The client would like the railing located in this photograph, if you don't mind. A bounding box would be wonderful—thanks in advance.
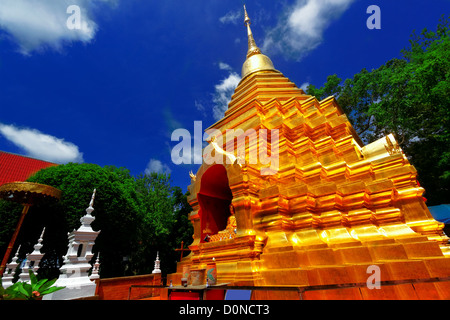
[127,275,450,300]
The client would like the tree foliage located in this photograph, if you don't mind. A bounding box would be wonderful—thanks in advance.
[0,163,192,279]
[130,173,193,276]
[306,15,450,205]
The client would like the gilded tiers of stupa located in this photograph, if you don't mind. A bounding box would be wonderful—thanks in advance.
[168,6,450,299]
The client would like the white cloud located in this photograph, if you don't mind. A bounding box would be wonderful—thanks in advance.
[0,0,117,55]
[212,71,241,121]
[219,9,242,24]
[262,0,355,60]
[300,82,310,92]
[0,123,84,163]
[145,158,172,175]
[218,62,233,71]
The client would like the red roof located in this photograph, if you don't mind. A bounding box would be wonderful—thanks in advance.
[0,151,58,186]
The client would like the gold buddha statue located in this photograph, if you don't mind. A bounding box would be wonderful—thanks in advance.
[208,204,237,242]
[221,204,237,234]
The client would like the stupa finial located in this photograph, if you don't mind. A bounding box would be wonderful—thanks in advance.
[89,188,96,208]
[81,189,97,227]
[243,4,250,26]
[240,5,276,79]
[243,5,261,58]
[86,188,96,216]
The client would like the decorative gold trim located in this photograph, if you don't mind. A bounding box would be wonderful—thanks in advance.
[0,182,61,204]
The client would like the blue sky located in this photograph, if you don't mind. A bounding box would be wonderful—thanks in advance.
[0,0,449,192]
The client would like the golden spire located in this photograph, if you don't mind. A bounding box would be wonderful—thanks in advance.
[241,5,276,79]
[243,5,261,58]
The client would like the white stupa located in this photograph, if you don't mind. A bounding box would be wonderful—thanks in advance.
[1,245,21,288]
[152,252,161,274]
[44,189,101,300]
[19,227,46,283]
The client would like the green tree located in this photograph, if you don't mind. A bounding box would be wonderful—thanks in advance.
[26,163,142,279]
[167,187,193,270]
[306,74,342,100]
[0,163,194,280]
[130,173,192,276]
[307,15,450,205]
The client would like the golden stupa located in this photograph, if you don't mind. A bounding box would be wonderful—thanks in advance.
[168,6,450,299]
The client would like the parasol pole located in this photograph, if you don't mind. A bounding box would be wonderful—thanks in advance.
[0,204,31,277]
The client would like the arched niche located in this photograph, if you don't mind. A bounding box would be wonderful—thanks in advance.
[197,164,233,242]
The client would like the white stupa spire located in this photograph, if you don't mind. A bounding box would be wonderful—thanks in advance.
[29,227,46,274]
[44,188,101,300]
[80,189,96,231]
[152,251,161,274]
[89,253,101,281]
[19,227,46,283]
[1,245,21,288]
